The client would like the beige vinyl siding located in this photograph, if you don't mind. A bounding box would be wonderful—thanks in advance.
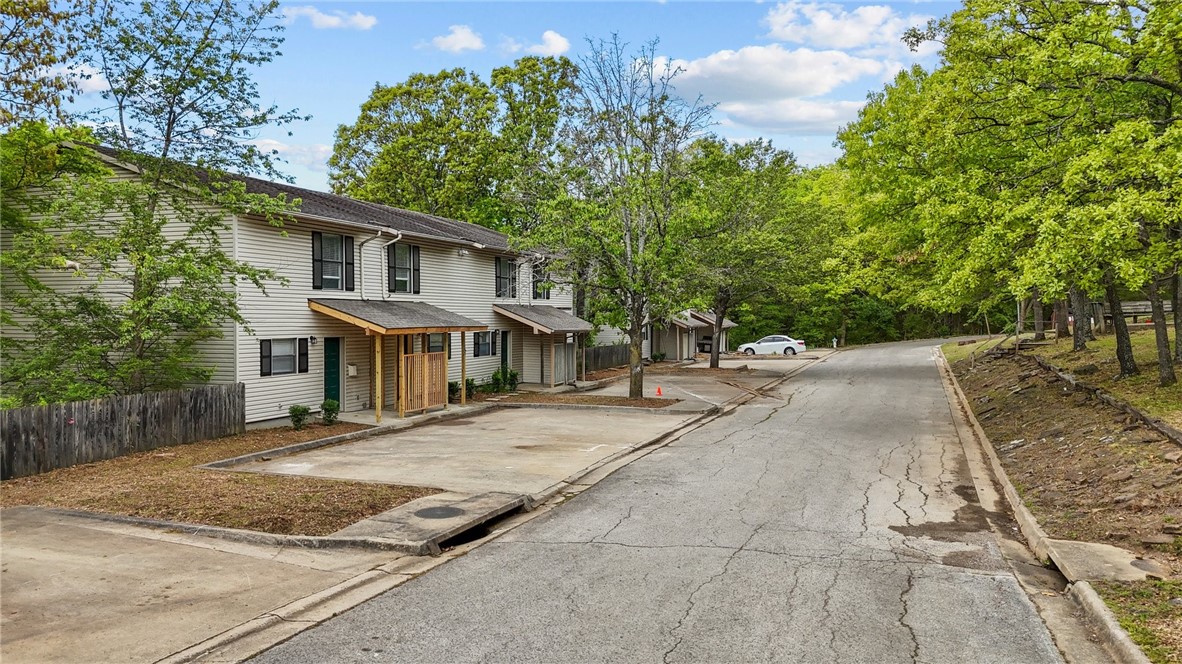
[2,165,238,387]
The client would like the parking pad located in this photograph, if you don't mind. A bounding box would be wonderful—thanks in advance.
[240,408,695,495]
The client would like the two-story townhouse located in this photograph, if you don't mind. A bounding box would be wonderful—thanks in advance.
[10,146,593,425]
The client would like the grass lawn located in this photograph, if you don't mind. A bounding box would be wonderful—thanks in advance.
[1027,328,1182,429]
[940,337,1000,364]
[0,422,441,536]
[1093,580,1182,664]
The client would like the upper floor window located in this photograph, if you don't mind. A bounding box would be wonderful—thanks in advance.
[312,232,354,291]
[495,257,517,298]
[532,263,550,300]
[260,338,309,376]
[388,243,421,294]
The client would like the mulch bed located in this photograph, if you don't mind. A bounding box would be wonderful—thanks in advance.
[0,422,441,536]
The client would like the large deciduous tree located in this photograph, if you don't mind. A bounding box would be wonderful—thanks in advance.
[1,0,304,404]
[527,36,713,398]
[328,56,577,233]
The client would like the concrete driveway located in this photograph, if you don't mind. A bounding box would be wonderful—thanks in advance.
[242,407,696,495]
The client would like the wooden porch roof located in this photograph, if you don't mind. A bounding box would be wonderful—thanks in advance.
[309,298,488,335]
[493,304,593,335]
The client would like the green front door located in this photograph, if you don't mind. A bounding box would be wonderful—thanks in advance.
[324,337,341,402]
[500,330,510,371]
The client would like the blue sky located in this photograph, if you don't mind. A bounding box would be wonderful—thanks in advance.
[113,1,961,190]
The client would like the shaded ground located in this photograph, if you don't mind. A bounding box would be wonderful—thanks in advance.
[0,422,439,535]
[1028,329,1182,429]
[949,348,1181,662]
[489,393,679,408]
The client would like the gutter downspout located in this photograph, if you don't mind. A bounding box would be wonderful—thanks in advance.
[357,228,389,300]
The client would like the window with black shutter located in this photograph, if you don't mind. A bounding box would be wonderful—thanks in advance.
[260,338,311,376]
[388,244,421,294]
[495,257,517,298]
[473,331,495,357]
[313,232,352,291]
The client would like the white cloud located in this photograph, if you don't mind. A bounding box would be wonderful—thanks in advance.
[525,30,570,56]
[282,5,377,30]
[764,1,930,55]
[431,25,485,53]
[717,98,865,135]
[49,63,108,94]
[501,37,523,54]
[660,45,884,102]
[252,139,332,172]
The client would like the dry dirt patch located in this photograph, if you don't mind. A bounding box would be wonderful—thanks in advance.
[0,422,440,536]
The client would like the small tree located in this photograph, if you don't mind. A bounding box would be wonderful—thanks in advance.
[1,0,304,404]
[527,36,713,398]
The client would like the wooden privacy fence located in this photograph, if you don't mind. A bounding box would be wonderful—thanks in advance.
[1,383,246,480]
[582,343,631,373]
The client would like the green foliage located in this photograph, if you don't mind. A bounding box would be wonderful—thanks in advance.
[839,0,1181,383]
[650,351,666,362]
[489,367,520,393]
[329,56,576,233]
[288,404,311,431]
[0,0,87,125]
[0,0,301,406]
[319,399,339,425]
[465,378,477,398]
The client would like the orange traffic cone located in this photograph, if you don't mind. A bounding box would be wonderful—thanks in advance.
[656,386,663,396]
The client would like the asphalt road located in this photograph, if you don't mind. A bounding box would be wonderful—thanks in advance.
[256,341,1063,663]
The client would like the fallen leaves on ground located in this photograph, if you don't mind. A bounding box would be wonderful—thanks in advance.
[0,422,441,536]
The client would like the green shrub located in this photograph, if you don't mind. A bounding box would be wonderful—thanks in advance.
[651,351,667,362]
[490,367,520,393]
[465,378,477,398]
[448,380,461,402]
[320,399,340,425]
[288,404,311,430]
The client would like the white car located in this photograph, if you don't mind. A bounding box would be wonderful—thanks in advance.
[738,335,807,356]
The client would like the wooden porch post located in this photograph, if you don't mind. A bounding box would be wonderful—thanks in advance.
[373,333,383,424]
[582,334,587,382]
[420,333,428,412]
[397,334,405,418]
[460,332,467,406]
[444,333,450,409]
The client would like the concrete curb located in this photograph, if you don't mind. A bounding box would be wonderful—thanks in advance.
[491,401,702,416]
[201,404,496,470]
[1067,581,1153,664]
[1028,354,1182,447]
[937,349,1152,664]
[36,507,440,556]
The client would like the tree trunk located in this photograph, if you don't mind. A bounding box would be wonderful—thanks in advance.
[1053,300,1070,338]
[1106,279,1138,377]
[709,316,724,369]
[1016,297,1025,336]
[628,321,645,399]
[1147,277,1177,387]
[839,314,848,347]
[1031,289,1045,341]
[1069,286,1089,351]
[1173,271,1181,364]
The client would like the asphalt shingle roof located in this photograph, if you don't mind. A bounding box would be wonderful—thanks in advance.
[309,299,487,333]
[86,144,511,251]
[493,304,593,334]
